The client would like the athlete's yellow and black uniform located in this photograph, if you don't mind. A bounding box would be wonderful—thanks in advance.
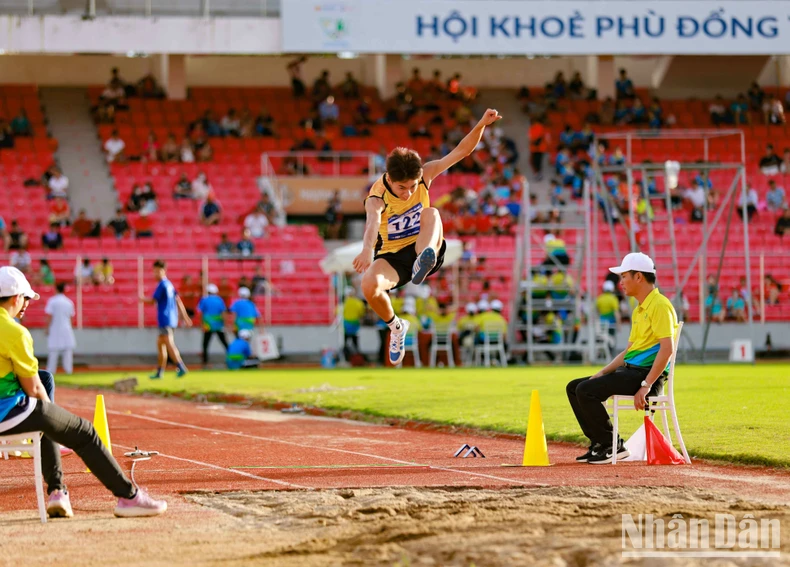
[366,174,447,288]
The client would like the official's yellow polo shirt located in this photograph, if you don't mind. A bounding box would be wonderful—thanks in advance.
[596,292,620,323]
[457,314,478,332]
[624,288,678,369]
[475,311,507,335]
[429,312,456,333]
[0,307,38,398]
[343,297,366,323]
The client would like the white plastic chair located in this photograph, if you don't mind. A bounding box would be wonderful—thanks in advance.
[595,321,615,361]
[403,325,422,368]
[429,324,455,368]
[474,324,508,367]
[608,321,691,464]
[0,432,47,523]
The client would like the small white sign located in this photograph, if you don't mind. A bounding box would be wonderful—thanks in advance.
[254,332,280,362]
[729,339,754,363]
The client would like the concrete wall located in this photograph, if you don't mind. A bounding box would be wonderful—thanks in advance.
[28,322,786,359]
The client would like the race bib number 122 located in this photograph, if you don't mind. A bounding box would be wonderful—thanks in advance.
[387,204,422,241]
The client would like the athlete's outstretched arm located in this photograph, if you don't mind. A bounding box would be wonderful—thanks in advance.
[352,196,386,273]
[422,108,502,184]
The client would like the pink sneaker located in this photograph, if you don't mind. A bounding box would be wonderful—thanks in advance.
[47,490,74,518]
[114,488,167,518]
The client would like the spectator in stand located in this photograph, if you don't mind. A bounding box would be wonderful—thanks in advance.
[446,73,463,99]
[196,138,213,162]
[709,96,730,126]
[125,184,145,213]
[221,109,241,137]
[705,290,725,323]
[731,94,750,124]
[192,172,212,201]
[201,111,222,137]
[684,182,707,222]
[775,207,790,237]
[766,179,787,212]
[631,98,648,124]
[528,117,548,180]
[139,182,158,216]
[287,56,308,98]
[11,109,31,136]
[200,195,222,226]
[96,79,126,122]
[39,258,55,286]
[75,258,98,286]
[0,121,17,147]
[237,228,255,258]
[107,208,130,239]
[340,72,360,98]
[615,68,635,100]
[759,144,782,175]
[133,214,153,238]
[136,73,164,99]
[72,209,101,238]
[568,72,586,99]
[244,203,269,239]
[408,109,431,137]
[173,173,193,200]
[103,130,126,163]
[10,246,32,274]
[748,81,765,110]
[47,168,69,199]
[764,274,782,305]
[95,258,114,286]
[726,288,746,322]
[738,184,759,221]
[180,138,195,163]
[763,94,786,125]
[313,70,332,101]
[406,68,424,95]
[48,196,70,227]
[238,109,254,138]
[325,190,343,239]
[318,96,340,123]
[41,223,64,251]
[254,109,276,137]
[179,274,201,319]
[142,131,159,163]
[614,100,632,125]
[6,220,27,251]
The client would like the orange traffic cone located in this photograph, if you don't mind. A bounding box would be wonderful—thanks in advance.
[645,414,685,465]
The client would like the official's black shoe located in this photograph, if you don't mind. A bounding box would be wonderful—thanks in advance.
[588,439,630,464]
[575,443,600,463]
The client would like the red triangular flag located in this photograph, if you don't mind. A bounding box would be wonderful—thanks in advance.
[645,415,685,465]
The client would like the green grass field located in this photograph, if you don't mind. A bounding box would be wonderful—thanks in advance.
[58,364,790,467]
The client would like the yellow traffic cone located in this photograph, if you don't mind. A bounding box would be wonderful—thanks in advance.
[522,390,550,466]
[86,395,112,473]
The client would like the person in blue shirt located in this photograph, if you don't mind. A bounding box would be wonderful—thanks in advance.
[226,329,258,370]
[197,283,228,367]
[139,260,191,379]
[229,287,260,334]
[615,68,635,99]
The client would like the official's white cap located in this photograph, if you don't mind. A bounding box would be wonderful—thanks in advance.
[238,287,251,298]
[344,286,356,297]
[402,299,416,315]
[477,299,490,311]
[465,302,478,313]
[609,252,656,275]
[238,329,252,340]
[0,266,39,300]
[206,283,219,294]
[490,299,504,312]
[602,280,616,292]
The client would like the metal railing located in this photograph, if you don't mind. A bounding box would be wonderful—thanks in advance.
[261,152,380,179]
[0,0,281,18]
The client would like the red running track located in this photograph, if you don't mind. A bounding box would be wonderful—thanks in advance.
[2,388,790,516]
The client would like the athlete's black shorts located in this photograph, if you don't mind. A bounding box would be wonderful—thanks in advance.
[376,240,447,290]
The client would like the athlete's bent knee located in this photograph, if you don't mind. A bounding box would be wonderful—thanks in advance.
[361,272,386,299]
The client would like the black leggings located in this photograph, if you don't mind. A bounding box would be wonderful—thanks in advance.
[202,330,229,364]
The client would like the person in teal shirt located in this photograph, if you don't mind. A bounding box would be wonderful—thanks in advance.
[226,329,258,370]
[229,287,260,333]
[197,283,228,366]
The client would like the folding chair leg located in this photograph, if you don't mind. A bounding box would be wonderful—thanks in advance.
[33,437,47,524]
[429,346,436,368]
[670,407,692,464]
[611,402,619,465]
[448,346,455,368]
[661,410,672,445]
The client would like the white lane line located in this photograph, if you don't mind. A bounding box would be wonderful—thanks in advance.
[113,443,310,490]
[105,409,547,488]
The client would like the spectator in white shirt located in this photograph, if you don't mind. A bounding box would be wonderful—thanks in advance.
[192,172,212,201]
[10,246,32,275]
[738,184,759,221]
[763,94,786,125]
[684,184,707,222]
[766,179,787,212]
[244,204,270,239]
[221,109,241,137]
[104,130,126,163]
[48,168,69,199]
[180,138,195,163]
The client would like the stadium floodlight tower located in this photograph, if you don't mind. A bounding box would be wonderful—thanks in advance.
[590,128,754,362]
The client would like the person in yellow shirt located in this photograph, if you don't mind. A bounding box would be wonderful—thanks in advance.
[475,299,508,343]
[416,285,439,322]
[352,109,503,366]
[595,280,621,342]
[342,286,367,361]
[94,257,114,286]
[428,302,456,333]
[567,253,678,464]
[549,270,574,300]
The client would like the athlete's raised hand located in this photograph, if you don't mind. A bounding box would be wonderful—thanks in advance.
[478,108,502,127]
